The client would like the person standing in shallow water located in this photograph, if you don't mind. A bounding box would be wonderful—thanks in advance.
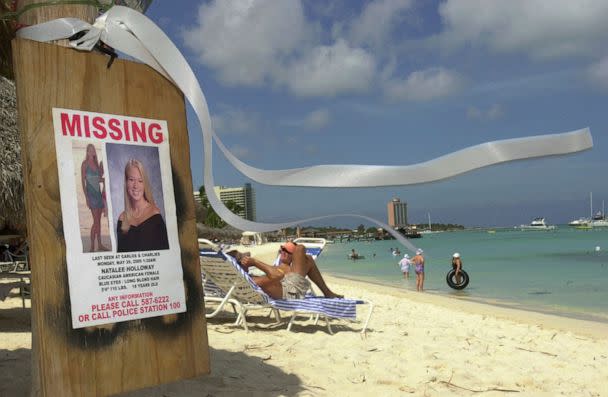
[398,253,411,279]
[412,248,425,291]
[116,159,169,252]
[452,252,463,284]
[81,144,107,252]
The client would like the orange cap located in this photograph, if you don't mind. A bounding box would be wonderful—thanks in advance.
[281,241,297,254]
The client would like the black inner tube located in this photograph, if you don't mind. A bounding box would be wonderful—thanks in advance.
[446,269,469,290]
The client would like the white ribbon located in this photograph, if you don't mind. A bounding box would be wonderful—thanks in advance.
[17,6,593,252]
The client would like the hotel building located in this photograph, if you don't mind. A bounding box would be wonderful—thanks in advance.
[195,183,256,221]
[387,198,408,228]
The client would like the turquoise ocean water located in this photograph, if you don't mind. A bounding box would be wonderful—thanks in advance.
[315,228,608,322]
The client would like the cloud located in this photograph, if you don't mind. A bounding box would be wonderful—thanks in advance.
[467,104,505,121]
[279,108,331,131]
[304,109,330,130]
[285,39,376,97]
[212,107,260,136]
[587,56,608,90]
[181,0,381,98]
[228,144,252,159]
[182,0,311,85]
[348,0,415,49]
[438,0,608,59]
[384,67,465,101]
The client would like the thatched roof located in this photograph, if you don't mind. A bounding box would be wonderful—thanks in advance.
[196,223,244,240]
[0,76,24,231]
[0,1,157,233]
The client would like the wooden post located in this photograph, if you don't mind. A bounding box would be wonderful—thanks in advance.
[13,4,210,396]
[17,0,98,26]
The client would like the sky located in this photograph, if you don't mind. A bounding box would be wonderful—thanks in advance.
[144,0,608,228]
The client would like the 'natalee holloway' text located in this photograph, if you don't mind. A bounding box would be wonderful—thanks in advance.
[93,251,161,293]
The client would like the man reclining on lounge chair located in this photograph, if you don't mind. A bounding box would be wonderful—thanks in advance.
[227,241,343,300]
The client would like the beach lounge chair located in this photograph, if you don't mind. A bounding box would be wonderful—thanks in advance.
[200,250,281,331]
[0,241,29,272]
[0,273,30,308]
[200,251,374,334]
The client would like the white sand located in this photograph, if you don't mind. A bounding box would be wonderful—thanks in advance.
[2,275,607,396]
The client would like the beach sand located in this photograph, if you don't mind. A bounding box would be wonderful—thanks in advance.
[1,274,607,396]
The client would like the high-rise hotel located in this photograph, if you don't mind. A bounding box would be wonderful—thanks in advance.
[387,198,408,228]
[195,183,256,221]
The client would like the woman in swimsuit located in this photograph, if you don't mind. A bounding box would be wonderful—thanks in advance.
[412,248,425,291]
[81,144,108,252]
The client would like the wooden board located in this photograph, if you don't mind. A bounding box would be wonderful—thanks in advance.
[12,38,209,397]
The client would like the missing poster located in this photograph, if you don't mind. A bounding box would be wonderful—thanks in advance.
[52,108,186,328]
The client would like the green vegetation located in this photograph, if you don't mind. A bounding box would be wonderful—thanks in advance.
[282,225,353,236]
[197,186,242,228]
[412,223,465,231]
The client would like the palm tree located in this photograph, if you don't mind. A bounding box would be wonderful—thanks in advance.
[197,186,243,228]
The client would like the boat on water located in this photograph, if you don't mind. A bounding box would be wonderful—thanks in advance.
[397,226,422,238]
[569,192,608,228]
[589,193,608,227]
[591,199,608,227]
[518,217,557,231]
[569,192,594,228]
[591,212,608,227]
[568,218,590,227]
[419,212,443,234]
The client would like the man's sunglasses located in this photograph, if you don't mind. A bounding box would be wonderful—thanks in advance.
[279,247,292,254]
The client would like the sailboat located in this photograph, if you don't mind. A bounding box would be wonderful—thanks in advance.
[591,198,608,227]
[569,192,608,228]
[419,212,442,234]
[569,192,592,228]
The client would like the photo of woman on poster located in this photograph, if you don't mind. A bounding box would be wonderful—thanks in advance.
[80,143,110,252]
[116,159,169,252]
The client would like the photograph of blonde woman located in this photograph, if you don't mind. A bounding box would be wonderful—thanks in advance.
[73,141,111,253]
[106,144,169,253]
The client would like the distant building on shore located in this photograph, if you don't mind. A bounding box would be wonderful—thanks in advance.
[194,183,256,221]
[387,198,408,228]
